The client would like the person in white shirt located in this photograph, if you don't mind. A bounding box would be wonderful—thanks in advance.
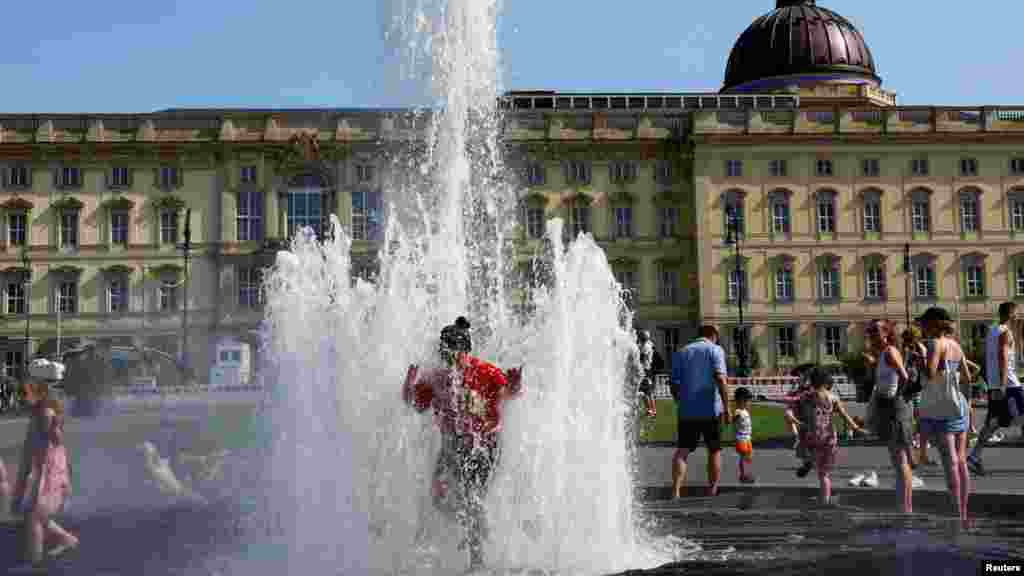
[969,302,1023,476]
[733,386,755,484]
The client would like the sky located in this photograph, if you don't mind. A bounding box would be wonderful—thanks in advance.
[1,0,1022,113]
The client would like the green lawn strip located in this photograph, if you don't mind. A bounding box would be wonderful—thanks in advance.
[639,400,792,445]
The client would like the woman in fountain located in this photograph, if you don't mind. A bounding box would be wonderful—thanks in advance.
[863,319,916,513]
[10,379,79,566]
[402,316,523,571]
[916,307,973,527]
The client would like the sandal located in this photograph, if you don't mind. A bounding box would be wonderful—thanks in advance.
[48,539,79,558]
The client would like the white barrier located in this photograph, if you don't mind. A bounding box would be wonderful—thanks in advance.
[652,373,857,401]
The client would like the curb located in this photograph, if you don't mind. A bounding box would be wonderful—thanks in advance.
[634,484,1024,519]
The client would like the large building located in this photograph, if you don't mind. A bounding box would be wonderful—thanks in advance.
[2,0,1023,382]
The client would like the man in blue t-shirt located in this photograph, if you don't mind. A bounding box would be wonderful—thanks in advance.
[670,324,732,497]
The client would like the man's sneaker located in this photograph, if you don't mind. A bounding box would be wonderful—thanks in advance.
[849,473,866,487]
[861,471,879,488]
[796,462,813,478]
[967,455,987,476]
[911,475,925,489]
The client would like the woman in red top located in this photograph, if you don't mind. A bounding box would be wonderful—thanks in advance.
[402,317,523,571]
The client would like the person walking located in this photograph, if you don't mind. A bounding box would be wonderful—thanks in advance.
[402,317,523,571]
[10,380,79,567]
[863,319,917,512]
[902,327,934,467]
[969,302,1023,476]
[732,386,756,484]
[670,324,731,498]
[916,307,972,527]
[797,366,864,506]
[637,330,657,418]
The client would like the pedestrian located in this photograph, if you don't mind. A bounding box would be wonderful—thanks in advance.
[902,327,934,467]
[10,380,79,567]
[402,317,523,571]
[733,386,756,484]
[916,307,972,527]
[637,330,657,418]
[670,324,731,498]
[969,302,1023,476]
[783,372,815,476]
[798,366,864,507]
[863,319,917,512]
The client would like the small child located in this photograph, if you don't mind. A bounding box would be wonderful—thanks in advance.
[799,366,865,506]
[784,372,816,477]
[733,387,756,484]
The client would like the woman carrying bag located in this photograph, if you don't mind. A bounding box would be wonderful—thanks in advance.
[916,307,972,527]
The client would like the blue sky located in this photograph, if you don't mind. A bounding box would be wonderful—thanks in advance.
[2,0,1022,113]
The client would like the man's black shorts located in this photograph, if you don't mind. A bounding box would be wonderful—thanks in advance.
[677,416,722,452]
[988,387,1024,428]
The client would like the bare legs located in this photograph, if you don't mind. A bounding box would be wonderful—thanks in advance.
[23,508,78,564]
[931,431,970,525]
[817,467,832,505]
[887,446,913,513]
[672,448,722,498]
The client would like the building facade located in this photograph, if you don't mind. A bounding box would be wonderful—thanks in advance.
[3,0,1024,382]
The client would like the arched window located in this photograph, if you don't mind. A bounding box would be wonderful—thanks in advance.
[860,188,883,235]
[961,252,987,300]
[723,189,745,239]
[773,255,795,303]
[815,189,837,235]
[863,253,887,301]
[909,188,932,235]
[911,253,938,300]
[1008,189,1024,233]
[816,254,841,302]
[959,187,982,235]
[768,189,791,236]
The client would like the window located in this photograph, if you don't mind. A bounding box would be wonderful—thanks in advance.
[351,190,382,242]
[863,199,881,233]
[160,209,179,244]
[861,158,880,177]
[823,326,844,357]
[568,199,591,237]
[816,159,834,177]
[725,159,743,178]
[4,351,23,379]
[7,163,30,188]
[771,197,790,234]
[724,195,745,239]
[614,269,638,308]
[108,278,126,313]
[58,281,77,314]
[776,326,796,360]
[614,206,633,238]
[525,206,545,239]
[159,166,180,189]
[60,210,78,248]
[966,264,985,298]
[775,265,794,302]
[657,206,678,238]
[356,164,375,184]
[58,166,81,189]
[911,157,930,177]
[865,264,886,300]
[238,267,263,308]
[287,188,324,237]
[609,161,637,183]
[819,262,839,301]
[769,159,787,177]
[111,211,129,245]
[960,157,978,177]
[566,161,591,184]
[654,161,673,184]
[7,213,25,246]
[110,166,131,188]
[816,193,835,233]
[240,165,258,184]
[961,195,979,232]
[6,281,25,314]
[526,163,546,186]
[1016,265,1024,298]
[1011,198,1024,231]
[659,267,679,305]
[237,189,264,242]
[1012,157,1024,176]
[159,279,178,311]
[911,198,931,233]
[727,266,747,303]
[915,262,937,298]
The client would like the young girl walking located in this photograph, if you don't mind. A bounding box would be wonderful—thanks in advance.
[733,386,756,484]
[799,366,865,506]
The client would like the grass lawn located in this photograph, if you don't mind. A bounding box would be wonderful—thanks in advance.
[638,400,792,445]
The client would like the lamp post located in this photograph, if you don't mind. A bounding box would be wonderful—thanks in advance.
[21,248,30,379]
[725,206,748,378]
[177,208,192,383]
[904,243,911,328]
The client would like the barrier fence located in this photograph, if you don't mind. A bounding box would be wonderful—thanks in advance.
[652,374,858,402]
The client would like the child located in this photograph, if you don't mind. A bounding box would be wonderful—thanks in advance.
[799,366,865,506]
[784,371,816,477]
[733,387,756,484]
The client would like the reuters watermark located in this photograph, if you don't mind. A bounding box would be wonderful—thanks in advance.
[982,561,1024,574]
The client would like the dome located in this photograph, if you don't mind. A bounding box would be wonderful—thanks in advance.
[722,0,879,93]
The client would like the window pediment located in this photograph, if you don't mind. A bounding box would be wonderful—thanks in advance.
[909,187,933,200]
[816,253,841,265]
[767,188,792,202]
[858,187,884,201]
[774,254,796,270]
[961,252,987,266]
[147,263,182,278]
[2,266,29,276]
[863,252,887,263]
[722,189,746,205]
[51,196,83,211]
[2,197,33,210]
[608,190,633,204]
[814,188,838,201]
[52,265,83,276]
[102,264,134,275]
[104,196,135,211]
[911,252,938,264]
[1009,187,1024,201]
[153,195,186,211]
[958,186,983,198]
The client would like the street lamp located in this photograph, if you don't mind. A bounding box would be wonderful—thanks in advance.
[176,208,192,383]
[725,206,748,378]
[904,243,911,328]
[20,248,30,380]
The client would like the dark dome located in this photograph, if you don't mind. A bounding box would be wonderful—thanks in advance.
[722,0,879,93]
